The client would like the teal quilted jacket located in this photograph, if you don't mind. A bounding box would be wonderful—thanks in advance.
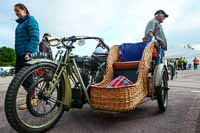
[15,16,39,55]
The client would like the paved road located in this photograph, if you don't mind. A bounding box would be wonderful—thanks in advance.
[0,70,200,133]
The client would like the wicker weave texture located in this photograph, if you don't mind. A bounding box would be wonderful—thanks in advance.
[90,40,155,112]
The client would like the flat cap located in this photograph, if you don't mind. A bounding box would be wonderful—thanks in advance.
[154,10,169,17]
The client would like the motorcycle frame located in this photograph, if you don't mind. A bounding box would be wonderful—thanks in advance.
[26,49,90,110]
[26,36,109,109]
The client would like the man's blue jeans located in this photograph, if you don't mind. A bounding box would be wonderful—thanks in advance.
[156,48,165,64]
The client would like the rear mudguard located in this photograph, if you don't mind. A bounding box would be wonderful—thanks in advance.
[153,63,169,87]
[26,59,72,109]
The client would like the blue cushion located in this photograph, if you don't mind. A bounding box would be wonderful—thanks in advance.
[119,39,151,62]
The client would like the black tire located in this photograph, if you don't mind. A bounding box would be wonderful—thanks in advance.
[154,66,168,112]
[5,63,64,133]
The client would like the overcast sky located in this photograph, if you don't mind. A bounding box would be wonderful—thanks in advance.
[1,0,200,54]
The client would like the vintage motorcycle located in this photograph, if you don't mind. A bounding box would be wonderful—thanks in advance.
[5,36,169,133]
[4,36,109,133]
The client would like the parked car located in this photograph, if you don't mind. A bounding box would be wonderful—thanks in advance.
[0,67,15,77]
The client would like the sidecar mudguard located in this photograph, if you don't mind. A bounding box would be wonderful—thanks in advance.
[26,59,72,109]
[153,63,169,87]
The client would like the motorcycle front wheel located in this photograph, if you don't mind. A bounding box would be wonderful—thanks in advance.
[5,62,65,133]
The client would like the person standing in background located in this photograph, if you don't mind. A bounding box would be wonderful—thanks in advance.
[39,33,53,60]
[175,59,179,70]
[193,57,199,70]
[188,63,192,70]
[144,10,168,64]
[178,58,182,70]
[14,3,39,73]
[180,57,184,70]
[183,57,187,70]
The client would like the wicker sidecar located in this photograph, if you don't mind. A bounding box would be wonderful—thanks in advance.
[90,39,169,112]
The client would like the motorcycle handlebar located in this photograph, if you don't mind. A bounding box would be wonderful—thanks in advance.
[61,36,110,51]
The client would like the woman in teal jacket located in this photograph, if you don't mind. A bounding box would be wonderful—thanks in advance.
[14,3,39,73]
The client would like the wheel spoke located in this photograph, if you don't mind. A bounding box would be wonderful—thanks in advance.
[48,97,64,105]
[10,66,64,129]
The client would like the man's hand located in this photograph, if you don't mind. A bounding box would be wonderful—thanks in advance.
[154,41,160,48]
[143,36,148,41]
[24,52,31,61]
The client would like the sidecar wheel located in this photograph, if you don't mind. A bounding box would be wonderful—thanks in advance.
[154,65,169,112]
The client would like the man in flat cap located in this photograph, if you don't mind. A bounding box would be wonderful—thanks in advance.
[144,10,168,64]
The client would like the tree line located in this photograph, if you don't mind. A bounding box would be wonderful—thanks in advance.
[0,47,16,66]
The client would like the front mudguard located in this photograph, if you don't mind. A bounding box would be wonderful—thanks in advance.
[153,63,169,87]
[26,59,72,109]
